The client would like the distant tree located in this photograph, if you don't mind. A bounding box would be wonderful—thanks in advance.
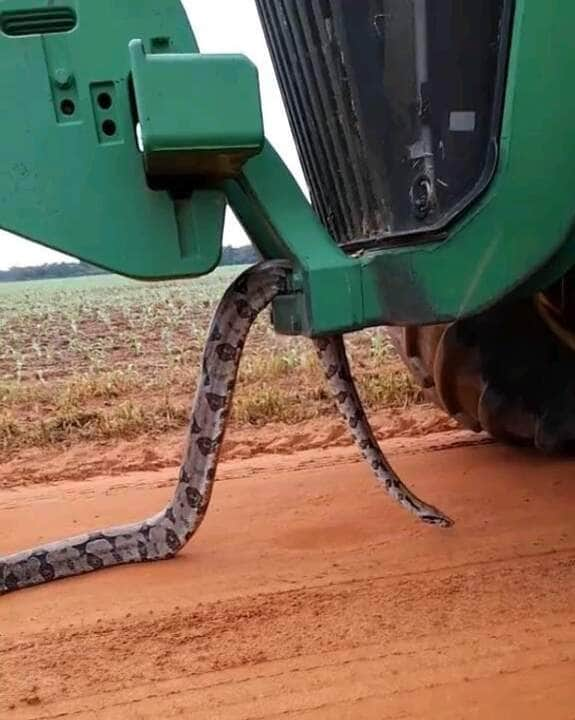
[220,245,259,266]
[0,246,259,283]
[0,261,106,283]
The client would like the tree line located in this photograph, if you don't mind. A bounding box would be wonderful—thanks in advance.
[0,246,259,283]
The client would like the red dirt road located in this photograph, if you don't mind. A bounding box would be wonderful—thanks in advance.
[1,435,574,718]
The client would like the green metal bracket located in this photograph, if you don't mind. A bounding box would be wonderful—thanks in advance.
[130,39,263,180]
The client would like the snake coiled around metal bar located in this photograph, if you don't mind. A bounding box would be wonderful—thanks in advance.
[0,261,452,595]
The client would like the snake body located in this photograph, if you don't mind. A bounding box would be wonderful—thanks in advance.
[0,261,451,596]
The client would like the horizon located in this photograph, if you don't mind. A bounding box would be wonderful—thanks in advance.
[0,243,255,273]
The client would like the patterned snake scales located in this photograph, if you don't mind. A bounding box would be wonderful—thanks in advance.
[0,261,452,595]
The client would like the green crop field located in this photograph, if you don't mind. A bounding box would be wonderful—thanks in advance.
[0,268,420,454]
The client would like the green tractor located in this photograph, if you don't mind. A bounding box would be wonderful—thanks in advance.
[1,0,574,592]
[257,0,575,453]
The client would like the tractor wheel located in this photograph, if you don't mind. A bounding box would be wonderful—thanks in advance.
[386,284,575,453]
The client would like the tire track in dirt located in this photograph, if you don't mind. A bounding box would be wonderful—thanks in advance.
[0,406,462,490]
[1,439,574,718]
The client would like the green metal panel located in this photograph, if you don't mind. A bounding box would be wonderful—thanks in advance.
[0,0,226,279]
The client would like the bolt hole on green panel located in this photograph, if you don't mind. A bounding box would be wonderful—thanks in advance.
[60,98,75,116]
[102,119,117,137]
[0,8,77,36]
[90,82,120,144]
[97,92,113,110]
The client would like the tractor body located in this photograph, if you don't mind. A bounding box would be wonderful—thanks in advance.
[2,0,575,448]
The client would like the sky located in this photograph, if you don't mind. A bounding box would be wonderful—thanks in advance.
[0,0,305,270]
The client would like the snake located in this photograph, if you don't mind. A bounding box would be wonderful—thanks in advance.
[0,261,452,595]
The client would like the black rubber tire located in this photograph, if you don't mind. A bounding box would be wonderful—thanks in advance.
[387,297,575,454]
